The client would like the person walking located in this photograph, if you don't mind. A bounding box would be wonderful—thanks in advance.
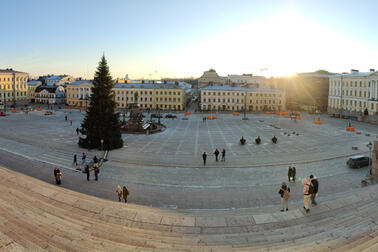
[278,182,290,211]
[70,120,72,126]
[65,115,67,121]
[73,154,77,168]
[94,164,99,181]
[202,152,207,166]
[82,152,86,165]
[76,128,80,136]
[302,177,312,212]
[221,149,226,162]
[54,167,62,185]
[292,167,296,181]
[122,186,129,203]
[116,185,123,202]
[288,166,293,182]
[310,175,319,205]
[85,165,90,181]
[93,155,98,164]
[214,149,220,162]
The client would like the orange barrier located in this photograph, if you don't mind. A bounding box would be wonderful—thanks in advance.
[80,106,86,111]
[212,115,216,119]
[266,111,272,114]
[37,107,43,111]
[281,112,288,115]
[346,126,355,131]
[296,116,302,120]
[185,111,190,115]
[67,106,71,110]
[233,112,239,116]
[206,115,217,120]
[11,109,17,113]
[314,120,322,125]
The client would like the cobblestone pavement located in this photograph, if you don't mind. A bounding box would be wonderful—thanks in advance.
[0,109,375,209]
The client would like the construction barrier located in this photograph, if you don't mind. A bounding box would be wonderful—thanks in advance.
[80,106,86,111]
[296,116,302,120]
[233,112,239,116]
[67,106,71,110]
[11,109,17,113]
[185,112,190,115]
[206,115,217,120]
[346,126,355,131]
[314,120,322,125]
[266,111,272,114]
[37,107,43,111]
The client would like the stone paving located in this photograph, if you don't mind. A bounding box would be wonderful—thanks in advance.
[0,108,377,209]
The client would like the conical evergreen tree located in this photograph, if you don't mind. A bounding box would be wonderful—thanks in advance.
[79,55,123,150]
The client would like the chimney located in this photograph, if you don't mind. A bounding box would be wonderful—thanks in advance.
[370,69,375,72]
[164,80,167,84]
[142,80,144,84]
[175,81,178,86]
[351,69,359,73]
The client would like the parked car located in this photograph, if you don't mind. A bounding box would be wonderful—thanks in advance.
[44,111,55,115]
[347,155,370,168]
[165,114,177,119]
[0,112,6,116]
[151,114,162,118]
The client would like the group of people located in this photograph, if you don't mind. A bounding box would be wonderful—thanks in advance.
[116,185,130,203]
[278,174,319,213]
[72,153,100,181]
[202,148,226,165]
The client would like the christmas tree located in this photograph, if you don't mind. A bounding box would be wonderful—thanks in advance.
[79,55,123,150]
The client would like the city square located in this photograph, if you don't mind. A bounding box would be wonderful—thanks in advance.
[0,108,375,210]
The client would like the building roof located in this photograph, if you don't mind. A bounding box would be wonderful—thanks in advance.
[114,83,185,90]
[199,69,221,84]
[330,70,377,78]
[27,80,42,86]
[35,85,59,93]
[0,69,27,74]
[200,84,284,93]
[68,80,93,86]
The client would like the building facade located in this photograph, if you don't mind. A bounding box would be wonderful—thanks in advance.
[35,85,66,104]
[0,69,29,107]
[66,80,93,107]
[328,69,378,116]
[27,80,42,103]
[200,85,285,111]
[113,82,187,111]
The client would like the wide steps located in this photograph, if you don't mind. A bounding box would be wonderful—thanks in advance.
[0,166,377,251]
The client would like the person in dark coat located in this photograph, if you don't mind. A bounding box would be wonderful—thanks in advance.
[288,166,293,182]
[221,149,226,162]
[54,167,62,185]
[292,167,296,181]
[202,152,207,165]
[93,155,98,164]
[76,128,80,135]
[214,149,220,162]
[310,175,319,205]
[85,165,90,181]
[122,186,129,203]
[65,115,67,121]
[73,154,77,167]
[94,164,99,181]
[278,182,290,211]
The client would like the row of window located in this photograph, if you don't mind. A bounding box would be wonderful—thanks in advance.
[202,98,282,104]
[330,80,378,88]
[115,90,182,96]
[0,77,28,82]
[329,98,376,110]
[202,91,281,97]
[0,92,27,97]
[0,84,28,89]
[202,105,281,110]
[117,103,182,110]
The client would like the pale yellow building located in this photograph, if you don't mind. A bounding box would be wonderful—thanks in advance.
[66,80,93,107]
[0,69,29,107]
[113,82,187,111]
[200,85,285,111]
[328,69,378,116]
[27,80,42,103]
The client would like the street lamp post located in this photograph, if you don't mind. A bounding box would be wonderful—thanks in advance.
[367,141,373,176]
[100,138,104,151]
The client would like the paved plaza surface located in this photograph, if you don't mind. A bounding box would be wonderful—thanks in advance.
[0,108,376,210]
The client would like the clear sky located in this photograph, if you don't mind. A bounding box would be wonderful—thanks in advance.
[1,0,378,79]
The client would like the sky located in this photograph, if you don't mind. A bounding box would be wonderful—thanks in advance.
[1,0,378,79]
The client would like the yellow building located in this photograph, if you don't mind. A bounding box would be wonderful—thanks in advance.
[200,85,285,111]
[0,69,29,107]
[66,80,93,107]
[27,80,42,103]
[113,82,187,111]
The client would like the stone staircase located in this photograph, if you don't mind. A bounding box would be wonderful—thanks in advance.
[0,166,377,251]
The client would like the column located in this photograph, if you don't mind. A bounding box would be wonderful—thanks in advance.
[375,80,378,100]
[370,80,373,99]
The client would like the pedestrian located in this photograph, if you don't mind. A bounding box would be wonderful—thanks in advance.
[214,148,220,162]
[65,115,67,121]
[85,164,90,181]
[54,167,62,185]
[94,164,99,181]
[202,152,207,165]
[73,154,77,168]
[310,175,319,205]
[221,149,226,162]
[82,152,86,164]
[292,167,296,181]
[116,185,123,201]
[70,120,72,126]
[288,166,293,182]
[302,177,312,212]
[122,186,129,203]
[278,182,290,211]
[76,128,80,136]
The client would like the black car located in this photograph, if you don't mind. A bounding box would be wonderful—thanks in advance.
[151,114,162,118]
[165,114,177,119]
[347,155,370,168]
